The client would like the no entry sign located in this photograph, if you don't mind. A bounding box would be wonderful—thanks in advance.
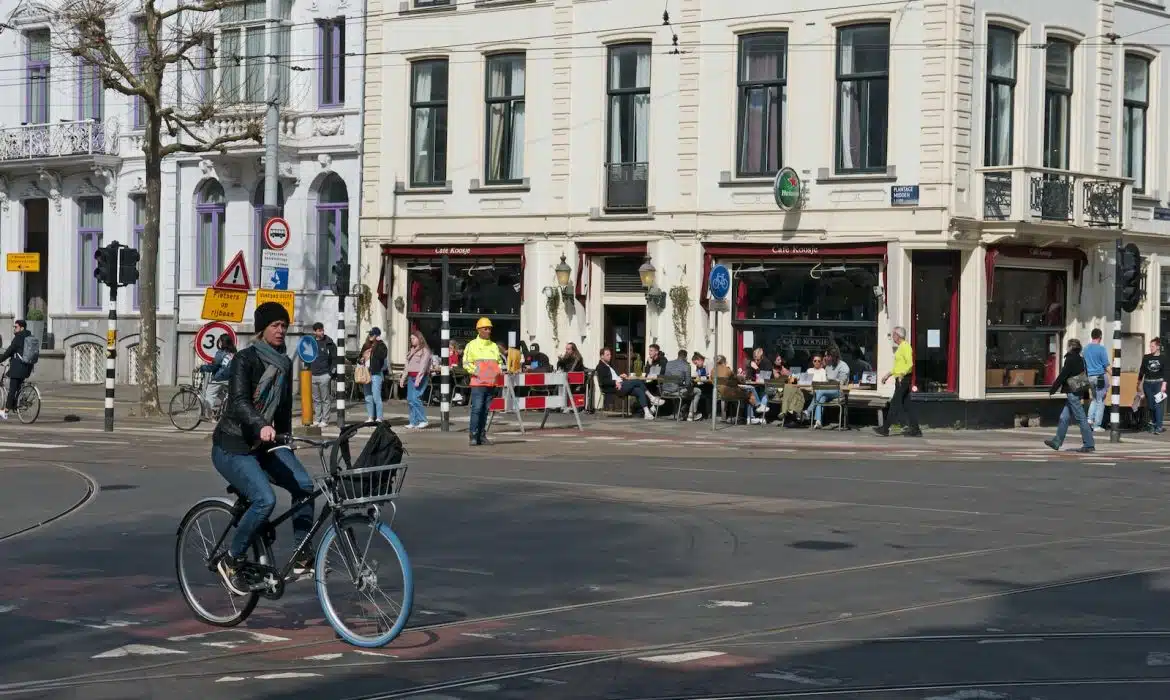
[263,217,290,251]
[195,321,237,364]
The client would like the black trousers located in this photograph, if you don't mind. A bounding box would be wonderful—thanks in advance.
[6,376,23,411]
[888,377,919,431]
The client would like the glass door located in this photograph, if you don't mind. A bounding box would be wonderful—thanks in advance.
[603,305,646,375]
[911,251,961,393]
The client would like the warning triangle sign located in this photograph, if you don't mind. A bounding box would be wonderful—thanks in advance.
[213,251,251,291]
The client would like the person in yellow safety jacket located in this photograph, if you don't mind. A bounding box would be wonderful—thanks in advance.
[462,317,503,446]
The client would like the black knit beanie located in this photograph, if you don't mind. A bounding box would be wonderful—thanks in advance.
[254,301,290,334]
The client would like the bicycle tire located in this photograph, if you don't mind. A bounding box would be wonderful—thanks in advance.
[175,498,267,627]
[169,388,204,431]
[15,385,39,424]
[315,517,413,648]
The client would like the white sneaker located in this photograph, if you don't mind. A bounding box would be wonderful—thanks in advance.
[416,421,429,430]
[650,396,665,407]
[643,408,654,420]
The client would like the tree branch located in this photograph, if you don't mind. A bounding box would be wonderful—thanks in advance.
[159,120,261,157]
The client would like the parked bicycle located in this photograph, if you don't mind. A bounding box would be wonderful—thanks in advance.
[168,373,224,431]
[0,365,41,424]
[174,422,414,648]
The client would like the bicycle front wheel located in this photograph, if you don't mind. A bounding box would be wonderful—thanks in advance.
[15,385,40,424]
[315,516,413,647]
[169,388,204,431]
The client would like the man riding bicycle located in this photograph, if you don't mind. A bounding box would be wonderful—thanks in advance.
[212,302,315,594]
[0,320,34,421]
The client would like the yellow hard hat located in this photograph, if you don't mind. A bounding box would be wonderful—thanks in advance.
[476,317,493,329]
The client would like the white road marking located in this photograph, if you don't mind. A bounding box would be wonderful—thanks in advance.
[215,677,247,683]
[0,604,18,614]
[460,632,496,639]
[414,564,494,576]
[168,630,289,643]
[305,653,344,661]
[923,691,1006,700]
[93,644,186,659]
[638,650,726,664]
[255,673,322,680]
[465,683,502,692]
[754,671,841,686]
[354,650,397,658]
[56,618,140,630]
[1147,651,1170,666]
[976,637,1043,644]
[529,677,568,685]
[706,600,753,608]
[0,441,64,449]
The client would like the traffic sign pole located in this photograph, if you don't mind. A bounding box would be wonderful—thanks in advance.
[707,263,732,432]
[105,284,117,433]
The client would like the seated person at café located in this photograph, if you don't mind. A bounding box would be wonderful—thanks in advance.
[803,345,849,429]
[645,344,668,378]
[771,354,792,378]
[687,352,710,421]
[595,346,665,420]
[557,342,584,372]
[739,347,772,425]
[660,349,695,413]
[714,354,758,421]
[526,342,551,371]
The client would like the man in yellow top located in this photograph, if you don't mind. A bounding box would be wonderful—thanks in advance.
[462,317,503,446]
[876,325,922,437]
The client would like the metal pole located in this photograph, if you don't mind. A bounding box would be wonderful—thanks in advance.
[711,310,719,431]
[336,291,346,430]
[1110,238,1123,444]
[105,281,117,433]
[440,255,451,432]
[262,0,280,225]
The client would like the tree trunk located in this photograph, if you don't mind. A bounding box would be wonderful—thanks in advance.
[138,113,164,416]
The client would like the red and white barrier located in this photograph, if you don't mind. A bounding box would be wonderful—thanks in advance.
[486,371,586,433]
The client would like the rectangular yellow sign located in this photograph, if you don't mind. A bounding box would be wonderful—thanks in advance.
[255,289,296,324]
[106,329,116,348]
[6,252,40,272]
[201,288,248,323]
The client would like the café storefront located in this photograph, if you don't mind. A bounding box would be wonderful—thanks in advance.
[378,244,526,355]
[699,242,887,378]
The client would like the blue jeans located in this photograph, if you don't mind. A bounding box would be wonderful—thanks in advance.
[406,375,429,426]
[212,445,315,558]
[1143,380,1165,431]
[809,389,840,423]
[1087,374,1106,427]
[469,386,492,442]
[1053,392,1095,449]
[747,386,767,420]
[362,373,384,420]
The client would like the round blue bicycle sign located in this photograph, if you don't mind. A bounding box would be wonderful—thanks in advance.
[708,264,731,301]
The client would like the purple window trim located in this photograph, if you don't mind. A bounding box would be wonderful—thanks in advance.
[316,202,348,288]
[317,18,345,107]
[77,62,102,122]
[26,33,49,125]
[196,206,223,287]
[78,227,102,310]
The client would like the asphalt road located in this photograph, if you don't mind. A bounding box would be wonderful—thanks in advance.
[3,423,1170,699]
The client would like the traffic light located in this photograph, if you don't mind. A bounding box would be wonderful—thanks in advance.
[118,246,140,286]
[331,260,351,297]
[1118,242,1144,313]
[94,243,116,287]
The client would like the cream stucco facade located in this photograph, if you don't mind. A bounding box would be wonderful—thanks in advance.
[360,0,1170,420]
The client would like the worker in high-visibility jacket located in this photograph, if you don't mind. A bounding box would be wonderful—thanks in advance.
[462,317,503,446]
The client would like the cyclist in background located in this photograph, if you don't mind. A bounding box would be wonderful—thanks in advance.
[212,302,315,594]
[199,334,236,413]
[0,320,34,421]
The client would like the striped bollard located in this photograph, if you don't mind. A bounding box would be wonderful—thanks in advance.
[335,293,346,431]
[105,286,117,432]
[440,255,450,432]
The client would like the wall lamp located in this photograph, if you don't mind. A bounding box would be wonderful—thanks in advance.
[543,254,574,301]
[639,255,667,309]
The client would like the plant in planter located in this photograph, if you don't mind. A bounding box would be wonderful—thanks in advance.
[546,290,561,346]
[669,285,691,349]
[25,308,45,321]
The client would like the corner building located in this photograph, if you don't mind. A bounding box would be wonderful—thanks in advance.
[361,0,1167,426]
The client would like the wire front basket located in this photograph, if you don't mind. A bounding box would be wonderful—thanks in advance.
[320,463,409,508]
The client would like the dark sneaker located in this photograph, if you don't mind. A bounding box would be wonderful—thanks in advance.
[1044,439,1060,451]
[468,436,478,447]
[217,553,251,596]
[901,428,923,437]
[292,555,314,578]
[873,427,890,437]
[1074,447,1096,453]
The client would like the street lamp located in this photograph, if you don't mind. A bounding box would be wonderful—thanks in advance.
[639,255,666,309]
[555,254,573,296]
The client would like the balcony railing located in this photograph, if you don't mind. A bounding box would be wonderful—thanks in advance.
[0,119,120,162]
[977,166,1129,229]
[605,161,649,213]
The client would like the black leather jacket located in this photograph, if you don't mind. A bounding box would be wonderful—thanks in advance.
[212,344,293,455]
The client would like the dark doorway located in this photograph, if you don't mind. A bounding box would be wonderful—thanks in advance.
[911,250,961,393]
[22,198,48,318]
[602,305,646,375]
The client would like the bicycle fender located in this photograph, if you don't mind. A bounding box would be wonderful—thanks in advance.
[175,497,236,537]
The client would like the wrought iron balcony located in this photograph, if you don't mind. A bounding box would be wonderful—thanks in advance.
[977,166,1129,229]
[604,161,649,213]
[0,119,120,162]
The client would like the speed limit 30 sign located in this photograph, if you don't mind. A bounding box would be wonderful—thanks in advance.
[195,321,237,364]
[263,217,290,251]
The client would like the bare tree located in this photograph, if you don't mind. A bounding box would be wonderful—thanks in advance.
[51,0,261,415]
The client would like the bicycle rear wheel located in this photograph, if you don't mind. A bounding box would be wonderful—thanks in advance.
[315,516,413,647]
[15,385,39,424]
[175,498,267,626]
[169,388,204,431]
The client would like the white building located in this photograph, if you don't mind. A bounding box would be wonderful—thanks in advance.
[0,0,365,384]
[361,0,1167,426]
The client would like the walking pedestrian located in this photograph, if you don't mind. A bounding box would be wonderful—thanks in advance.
[359,328,388,421]
[1137,337,1166,434]
[1045,338,1095,452]
[1083,328,1109,432]
[309,322,337,427]
[462,317,504,446]
[874,326,921,437]
[401,330,432,429]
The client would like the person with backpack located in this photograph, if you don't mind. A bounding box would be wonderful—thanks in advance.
[0,320,37,420]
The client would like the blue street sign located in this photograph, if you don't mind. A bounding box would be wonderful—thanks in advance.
[708,264,731,301]
[297,336,319,364]
[269,267,289,290]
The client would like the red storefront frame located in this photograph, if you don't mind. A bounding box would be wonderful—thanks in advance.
[377,243,527,306]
